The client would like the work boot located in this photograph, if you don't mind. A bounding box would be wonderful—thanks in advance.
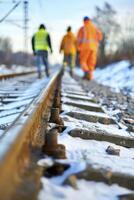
[69,69,73,77]
[46,70,50,77]
[82,72,88,80]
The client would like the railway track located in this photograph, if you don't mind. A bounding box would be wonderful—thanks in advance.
[0,69,134,200]
[0,69,58,135]
[0,70,36,80]
[0,71,39,136]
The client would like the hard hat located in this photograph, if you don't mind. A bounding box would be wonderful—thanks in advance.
[83,16,90,21]
[67,26,71,32]
[39,24,46,29]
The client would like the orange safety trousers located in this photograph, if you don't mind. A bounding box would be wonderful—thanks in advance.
[79,49,97,72]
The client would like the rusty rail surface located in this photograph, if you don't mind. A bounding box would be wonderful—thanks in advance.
[0,69,62,200]
[0,70,36,80]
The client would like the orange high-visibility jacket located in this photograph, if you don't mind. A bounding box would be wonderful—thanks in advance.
[77,20,103,51]
[60,31,77,55]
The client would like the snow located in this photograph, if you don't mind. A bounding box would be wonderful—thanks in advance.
[51,160,86,185]
[0,113,19,125]
[74,60,134,96]
[62,93,95,101]
[61,97,100,108]
[38,158,86,185]
[0,99,33,111]
[38,157,54,167]
[94,61,134,96]
[0,64,35,74]
[62,104,115,120]
[2,94,37,103]
[38,178,132,200]
[61,115,132,138]
[62,90,87,96]
[38,123,134,200]
[59,131,134,159]
[58,131,134,176]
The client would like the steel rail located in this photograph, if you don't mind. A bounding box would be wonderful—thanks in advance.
[0,70,36,80]
[0,68,62,199]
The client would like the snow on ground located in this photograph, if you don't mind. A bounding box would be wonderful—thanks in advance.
[38,178,131,200]
[38,127,134,200]
[59,130,134,176]
[0,64,60,75]
[74,60,134,97]
[0,76,51,137]
[61,115,132,138]
[0,64,35,74]
[95,60,134,96]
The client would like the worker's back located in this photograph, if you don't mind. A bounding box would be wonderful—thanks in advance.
[77,20,103,51]
[34,28,49,51]
[61,31,76,55]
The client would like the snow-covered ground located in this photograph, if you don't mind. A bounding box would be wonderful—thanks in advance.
[75,60,134,97]
[0,64,35,74]
[38,178,131,200]
[38,128,133,200]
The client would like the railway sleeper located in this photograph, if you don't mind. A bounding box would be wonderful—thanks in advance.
[69,128,134,148]
[76,166,134,190]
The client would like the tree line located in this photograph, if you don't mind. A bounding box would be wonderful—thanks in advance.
[0,37,34,67]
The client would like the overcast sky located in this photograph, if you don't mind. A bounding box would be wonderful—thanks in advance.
[0,0,134,63]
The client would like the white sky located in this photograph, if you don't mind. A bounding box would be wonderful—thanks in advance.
[0,0,134,63]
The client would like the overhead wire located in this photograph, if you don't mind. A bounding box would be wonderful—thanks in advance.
[0,1,21,23]
[5,19,23,29]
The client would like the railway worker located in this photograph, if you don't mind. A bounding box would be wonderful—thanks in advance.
[59,26,77,76]
[77,16,103,80]
[32,24,53,78]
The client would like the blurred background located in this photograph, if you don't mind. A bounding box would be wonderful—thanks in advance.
[0,0,134,67]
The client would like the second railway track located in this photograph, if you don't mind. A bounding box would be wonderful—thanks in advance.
[0,69,134,200]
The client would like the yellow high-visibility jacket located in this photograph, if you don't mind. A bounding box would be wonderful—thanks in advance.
[34,28,49,51]
[60,31,76,55]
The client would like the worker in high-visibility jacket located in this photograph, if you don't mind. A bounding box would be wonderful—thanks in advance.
[32,24,53,78]
[77,16,103,80]
[60,26,77,76]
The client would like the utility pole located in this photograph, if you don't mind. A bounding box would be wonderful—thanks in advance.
[23,0,28,53]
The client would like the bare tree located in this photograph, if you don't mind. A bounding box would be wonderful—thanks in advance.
[0,37,12,52]
[93,2,120,65]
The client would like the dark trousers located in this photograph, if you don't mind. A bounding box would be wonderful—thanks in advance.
[36,50,49,77]
[63,54,75,69]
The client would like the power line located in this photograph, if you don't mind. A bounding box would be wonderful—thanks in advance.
[0,1,21,23]
[5,19,23,29]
